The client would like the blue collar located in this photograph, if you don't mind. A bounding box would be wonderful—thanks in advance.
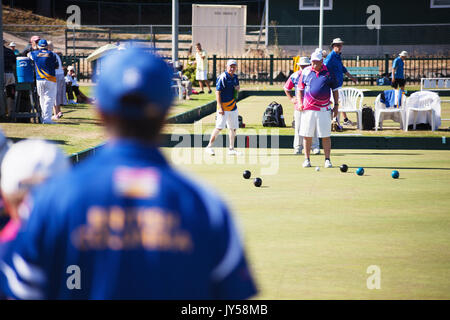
[99,139,168,166]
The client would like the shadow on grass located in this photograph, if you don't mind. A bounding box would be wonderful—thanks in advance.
[333,152,424,156]
[348,166,450,171]
[62,118,102,125]
[7,137,67,145]
[276,152,424,157]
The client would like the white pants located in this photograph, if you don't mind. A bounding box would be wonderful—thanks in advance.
[294,109,320,151]
[299,108,332,138]
[55,73,67,106]
[196,70,208,81]
[216,109,239,130]
[36,80,57,124]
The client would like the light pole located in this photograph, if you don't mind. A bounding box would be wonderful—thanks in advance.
[172,0,179,63]
[318,0,324,49]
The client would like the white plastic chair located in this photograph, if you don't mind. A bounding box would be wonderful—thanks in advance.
[337,88,364,129]
[172,78,184,100]
[405,91,441,131]
[374,90,407,131]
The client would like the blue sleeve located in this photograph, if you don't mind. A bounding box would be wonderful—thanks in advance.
[0,186,64,299]
[235,76,240,87]
[392,58,398,69]
[328,74,339,91]
[324,53,331,67]
[216,75,224,91]
[54,53,59,69]
[343,66,348,74]
[210,202,257,300]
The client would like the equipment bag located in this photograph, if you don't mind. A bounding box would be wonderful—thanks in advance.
[262,101,286,127]
[262,104,278,127]
[361,105,375,130]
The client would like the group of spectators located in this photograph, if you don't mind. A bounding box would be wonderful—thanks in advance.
[2,36,91,123]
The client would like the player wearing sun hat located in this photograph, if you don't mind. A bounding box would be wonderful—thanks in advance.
[298,49,339,168]
[205,59,242,156]
[8,42,19,56]
[27,39,60,124]
[324,38,358,127]
[0,47,257,300]
[284,56,320,155]
[392,51,408,90]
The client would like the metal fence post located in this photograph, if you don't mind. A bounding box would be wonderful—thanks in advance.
[151,25,155,48]
[384,54,389,76]
[269,54,274,85]
[212,55,217,84]
[300,25,303,48]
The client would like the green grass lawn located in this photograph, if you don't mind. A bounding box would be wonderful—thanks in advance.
[0,86,106,155]
[1,86,448,155]
[164,95,450,137]
[162,147,450,299]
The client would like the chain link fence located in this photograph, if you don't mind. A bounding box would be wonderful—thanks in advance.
[3,23,449,84]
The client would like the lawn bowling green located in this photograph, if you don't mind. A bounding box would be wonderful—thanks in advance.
[162,91,450,299]
[163,147,450,299]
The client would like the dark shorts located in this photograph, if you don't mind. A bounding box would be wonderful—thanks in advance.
[392,78,406,88]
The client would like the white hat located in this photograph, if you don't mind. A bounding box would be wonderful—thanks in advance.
[297,56,311,66]
[9,42,16,47]
[311,49,323,62]
[226,59,237,67]
[399,51,408,57]
[1,139,70,196]
[67,66,75,71]
[331,38,344,46]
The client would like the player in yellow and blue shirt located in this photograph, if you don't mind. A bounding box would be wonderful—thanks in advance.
[27,39,59,124]
[205,59,241,156]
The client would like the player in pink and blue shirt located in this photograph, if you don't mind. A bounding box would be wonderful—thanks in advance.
[284,57,320,155]
[298,49,340,169]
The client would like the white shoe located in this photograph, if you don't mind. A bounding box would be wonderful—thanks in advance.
[205,146,215,156]
[312,148,320,155]
[343,119,354,126]
[293,148,302,155]
[302,159,311,168]
[324,159,333,168]
[228,149,242,156]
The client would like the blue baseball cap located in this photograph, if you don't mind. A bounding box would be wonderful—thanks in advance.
[95,47,174,118]
[37,39,48,48]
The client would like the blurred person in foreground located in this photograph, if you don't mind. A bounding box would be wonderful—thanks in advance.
[0,48,257,300]
[0,130,12,238]
[0,139,70,246]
